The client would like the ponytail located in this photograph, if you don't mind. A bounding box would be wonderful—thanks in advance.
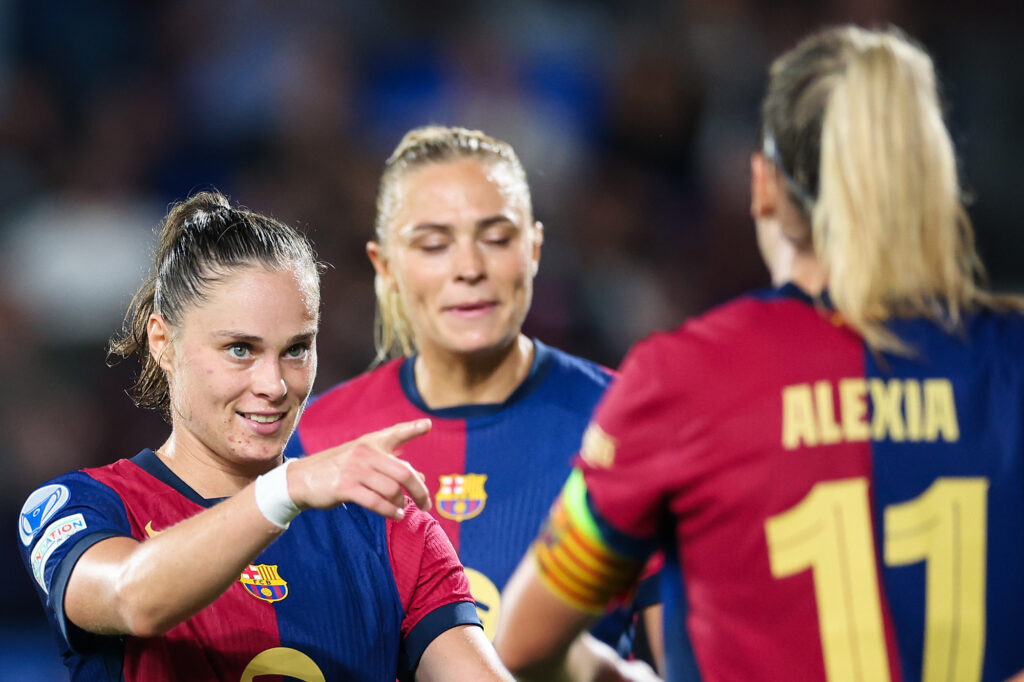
[815,30,984,351]
[762,26,1017,354]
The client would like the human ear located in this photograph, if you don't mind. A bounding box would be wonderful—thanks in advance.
[147,313,174,372]
[366,241,397,291]
[750,152,780,220]
[529,221,544,276]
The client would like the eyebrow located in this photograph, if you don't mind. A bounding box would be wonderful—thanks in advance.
[213,331,316,345]
[408,214,516,233]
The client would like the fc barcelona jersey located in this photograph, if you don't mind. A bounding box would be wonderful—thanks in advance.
[572,284,1024,681]
[287,340,614,639]
[17,449,478,681]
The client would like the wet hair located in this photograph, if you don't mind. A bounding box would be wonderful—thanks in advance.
[761,25,1019,352]
[108,191,322,417]
[371,125,532,362]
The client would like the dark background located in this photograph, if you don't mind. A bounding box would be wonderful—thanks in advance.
[1,1,1020,677]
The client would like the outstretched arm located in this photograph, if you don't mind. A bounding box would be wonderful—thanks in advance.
[65,419,432,637]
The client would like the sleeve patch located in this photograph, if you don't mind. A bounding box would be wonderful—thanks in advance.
[580,423,616,468]
[30,513,87,592]
[19,484,71,546]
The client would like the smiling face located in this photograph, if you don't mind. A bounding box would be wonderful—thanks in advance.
[370,158,542,361]
[152,265,318,471]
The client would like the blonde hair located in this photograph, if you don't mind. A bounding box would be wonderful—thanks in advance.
[763,25,1020,352]
[371,125,532,363]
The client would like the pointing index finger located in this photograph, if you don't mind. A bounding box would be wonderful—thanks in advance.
[372,418,432,452]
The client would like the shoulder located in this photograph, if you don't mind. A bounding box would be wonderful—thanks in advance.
[966,306,1024,350]
[625,288,843,378]
[538,340,615,387]
[298,360,411,444]
[305,360,405,418]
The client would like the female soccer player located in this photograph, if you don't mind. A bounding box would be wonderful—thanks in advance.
[494,25,1024,682]
[287,126,660,680]
[17,192,512,681]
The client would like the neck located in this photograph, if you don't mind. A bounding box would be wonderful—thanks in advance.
[154,430,280,499]
[414,335,535,409]
[786,248,828,298]
[765,216,828,297]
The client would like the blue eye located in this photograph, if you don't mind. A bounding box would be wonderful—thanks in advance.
[229,343,251,359]
[284,343,309,359]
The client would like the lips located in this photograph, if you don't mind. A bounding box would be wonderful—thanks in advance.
[444,300,498,317]
[240,412,284,424]
[238,411,288,436]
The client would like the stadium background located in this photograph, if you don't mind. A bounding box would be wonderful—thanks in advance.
[0,1,1019,678]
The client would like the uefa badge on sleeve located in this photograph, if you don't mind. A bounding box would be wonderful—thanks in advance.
[19,484,71,546]
[239,564,289,603]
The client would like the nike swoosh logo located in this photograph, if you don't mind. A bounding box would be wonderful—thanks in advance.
[144,521,164,538]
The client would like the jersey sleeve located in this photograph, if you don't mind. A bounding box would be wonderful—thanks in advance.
[387,498,481,680]
[530,339,681,614]
[579,337,683,542]
[17,471,133,653]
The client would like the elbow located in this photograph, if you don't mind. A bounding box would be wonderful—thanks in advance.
[114,592,175,637]
[111,570,177,637]
[121,611,174,639]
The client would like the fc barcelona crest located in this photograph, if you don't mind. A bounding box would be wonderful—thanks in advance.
[436,474,487,522]
[239,564,288,603]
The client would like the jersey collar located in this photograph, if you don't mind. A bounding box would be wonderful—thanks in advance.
[398,338,554,419]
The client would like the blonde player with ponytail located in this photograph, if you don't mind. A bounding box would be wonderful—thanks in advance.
[496,25,1024,682]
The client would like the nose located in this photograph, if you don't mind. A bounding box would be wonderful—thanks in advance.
[252,357,288,402]
[453,239,485,284]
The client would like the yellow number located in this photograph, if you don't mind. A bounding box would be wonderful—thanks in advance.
[765,479,890,682]
[465,567,501,640]
[765,477,988,682]
[241,646,325,682]
[885,479,987,682]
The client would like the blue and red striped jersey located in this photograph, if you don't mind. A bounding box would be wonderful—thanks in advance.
[287,339,616,639]
[17,449,478,681]
[568,283,1024,681]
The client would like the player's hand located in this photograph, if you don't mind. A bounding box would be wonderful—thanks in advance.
[286,419,432,520]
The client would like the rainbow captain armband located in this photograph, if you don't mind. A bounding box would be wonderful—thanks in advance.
[531,469,647,614]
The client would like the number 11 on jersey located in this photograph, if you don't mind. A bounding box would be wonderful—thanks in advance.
[766,476,988,682]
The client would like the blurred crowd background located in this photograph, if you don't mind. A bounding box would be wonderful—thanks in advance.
[0,0,1020,677]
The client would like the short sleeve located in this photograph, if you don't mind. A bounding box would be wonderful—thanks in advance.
[17,471,133,651]
[579,338,682,542]
[387,498,481,680]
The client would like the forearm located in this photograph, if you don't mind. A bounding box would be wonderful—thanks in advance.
[494,555,596,676]
[66,482,283,636]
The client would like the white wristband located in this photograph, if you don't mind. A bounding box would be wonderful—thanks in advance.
[254,459,301,529]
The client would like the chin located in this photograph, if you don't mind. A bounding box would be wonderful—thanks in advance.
[447,334,518,358]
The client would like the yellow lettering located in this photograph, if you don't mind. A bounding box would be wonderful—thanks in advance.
[815,381,842,445]
[904,380,923,441]
[923,379,960,442]
[783,384,819,449]
[869,379,905,442]
[839,378,869,442]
